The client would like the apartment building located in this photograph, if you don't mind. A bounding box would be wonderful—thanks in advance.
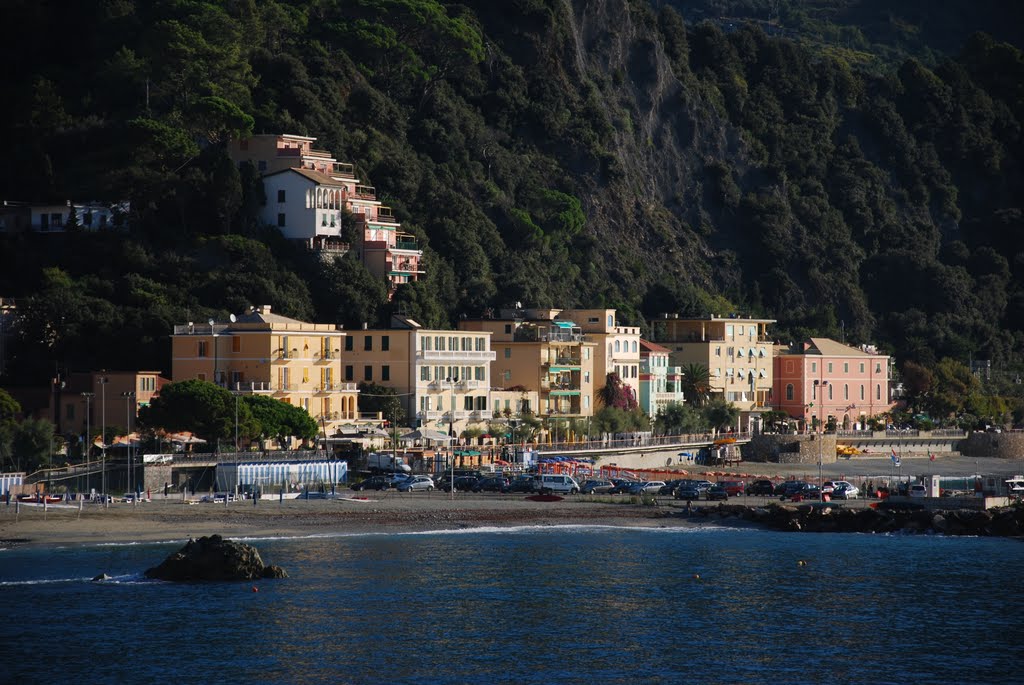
[170,305,358,439]
[638,339,686,418]
[338,315,495,437]
[53,370,167,442]
[228,133,424,295]
[0,200,126,233]
[460,308,597,422]
[650,314,776,427]
[773,338,892,428]
[558,308,641,403]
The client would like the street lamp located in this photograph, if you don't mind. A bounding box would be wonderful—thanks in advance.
[814,379,829,501]
[80,391,94,493]
[122,391,136,494]
[100,376,109,506]
[446,377,456,500]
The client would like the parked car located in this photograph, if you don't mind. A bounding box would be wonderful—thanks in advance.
[909,484,927,498]
[473,476,509,492]
[607,479,638,495]
[635,481,667,495]
[351,475,392,491]
[441,475,479,492]
[659,479,685,496]
[692,480,714,494]
[675,484,702,501]
[580,479,613,494]
[830,481,860,499]
[780,481,810,498]
[396,475,435,492]
[706,484,729,501]
[745,480,775,496]
[720,480,745,497]
[533,474,580,495]
[503,476,536,494]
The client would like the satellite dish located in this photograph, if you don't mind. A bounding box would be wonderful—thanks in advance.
[229,314,236,323]
[208,318,215,326]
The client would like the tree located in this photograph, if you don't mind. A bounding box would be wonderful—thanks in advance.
[0,388,23,471]
[357,382,406,425]
[243,394,318,447]
[680,364,711,407]
[655,402,705,435]
[703,398,739,431]
[138,379,238,446]
[597,373,638,411]
[11,417,55,473]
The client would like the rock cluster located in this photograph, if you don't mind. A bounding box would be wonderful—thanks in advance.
[144,534,288,582]
[695,503,1024,536]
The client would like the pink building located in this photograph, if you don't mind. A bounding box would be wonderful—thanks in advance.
[773,338,891,429]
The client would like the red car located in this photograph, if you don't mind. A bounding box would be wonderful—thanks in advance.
[720,480,746,497]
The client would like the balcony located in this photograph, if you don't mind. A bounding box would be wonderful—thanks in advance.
[544,357,581,367]
[233,381,273,393]
[317,382,358,392]
[416,350,496,363]
[308,148,333,159]
[376,206,397,223]
[314,350,341,363]
[457,379,484,390]
[394,238,419,251]
[353,185,376,199]
[331,162,355,178]
[273,350,302,362]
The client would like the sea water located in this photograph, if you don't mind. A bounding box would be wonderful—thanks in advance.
[1,526,1021,684]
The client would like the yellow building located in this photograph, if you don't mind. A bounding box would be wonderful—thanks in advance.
[558,308,641,403]
[170,305,358,439]
[649,314,776,427]
[459,308,597,423]
[338,316,495,436]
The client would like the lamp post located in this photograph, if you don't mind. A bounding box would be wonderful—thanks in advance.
[122,391,136,494]
[100,376,109,506]
[814,379,829,501]
[80,391,93,493]
[234,392,240,451]
[447,377,456,500]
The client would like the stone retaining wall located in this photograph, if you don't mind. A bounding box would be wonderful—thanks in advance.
[744,433,837,465]
[959,432,1024,460]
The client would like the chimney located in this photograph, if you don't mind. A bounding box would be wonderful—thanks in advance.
[258,304,272,314]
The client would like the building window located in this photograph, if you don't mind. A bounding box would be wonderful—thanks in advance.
[860,385,865,400]
[828,362,833,373]
[860,363,865,373]
[614,340,621,353]
[786,384,794,401]
[828,385,833,400]
[345,366,353,381]
[364,336,372,351]
[345,337,353,351]
[382,336,390,351]
[277,213,286,227]
[876,385,881,400]
[715,346,721,357]
[843,363,849,373]
[503,370,511,382]
[876,363,882,373]
[364,366,373,381]
[382,366,390,381]
[726,325,733,337]
[277,189,286,203]
[504,324,512,334]
[844,384,849,400]
[811,362,817,373]
[232,336,241,353]
[584,372,590,383]
[421,367,430,381]
[198,341,207,357]
[504,348,511,359]
[464,396,473,411]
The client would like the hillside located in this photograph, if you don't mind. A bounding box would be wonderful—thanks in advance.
[1,0,1023,388]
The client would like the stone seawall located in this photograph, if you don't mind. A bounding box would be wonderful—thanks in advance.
[694,502,1024,536]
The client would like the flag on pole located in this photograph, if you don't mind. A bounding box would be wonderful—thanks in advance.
[890,448,901,467]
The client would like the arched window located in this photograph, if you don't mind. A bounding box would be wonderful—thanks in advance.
[876,385,881,400]
[614,340,621,353]
[844,384,849,400]
[631,341,637,353]
[828,384,833,400]
[786,384,794,401]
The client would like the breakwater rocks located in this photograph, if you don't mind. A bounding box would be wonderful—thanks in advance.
[694,503,1024,537]
[144,534,288,582]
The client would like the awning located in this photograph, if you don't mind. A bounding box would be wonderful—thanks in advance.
[553,321,574,328]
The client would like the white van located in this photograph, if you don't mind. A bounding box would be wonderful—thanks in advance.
[533,474,580,495]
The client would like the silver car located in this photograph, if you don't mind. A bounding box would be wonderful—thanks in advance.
[396,475,435,492]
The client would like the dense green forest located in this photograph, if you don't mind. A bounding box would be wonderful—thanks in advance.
[2,0,1023,394]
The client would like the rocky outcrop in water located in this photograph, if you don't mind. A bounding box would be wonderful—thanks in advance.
[144,534,288,582]
[695,503,1024,536]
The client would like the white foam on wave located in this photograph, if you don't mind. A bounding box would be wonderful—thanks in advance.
[0,571,140,587]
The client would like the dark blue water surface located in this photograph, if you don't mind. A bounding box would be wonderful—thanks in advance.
[2,526,1022,684]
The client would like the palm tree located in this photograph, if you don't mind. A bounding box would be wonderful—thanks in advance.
[681,363,711,407]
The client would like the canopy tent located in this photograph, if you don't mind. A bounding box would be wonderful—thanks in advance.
[399,428,454,443]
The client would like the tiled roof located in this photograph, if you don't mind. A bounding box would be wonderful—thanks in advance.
[263,167,344,187]
[806,337,884,357]
[639,339,671,354]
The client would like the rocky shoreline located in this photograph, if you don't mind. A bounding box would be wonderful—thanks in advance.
[693,502,1024,536]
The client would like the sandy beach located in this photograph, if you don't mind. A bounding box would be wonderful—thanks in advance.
[4,454,1019,548]
[0,493,693,548]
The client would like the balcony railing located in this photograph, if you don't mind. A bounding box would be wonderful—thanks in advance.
[394,239,419,251]
[331,162,354,177]
[317,382,358,392]
[233,381,273,393]
[457,379,484,390]
[353,185,376,199]
[416,350,496,362]
[544,357,581,367]
[376,207,397,222]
